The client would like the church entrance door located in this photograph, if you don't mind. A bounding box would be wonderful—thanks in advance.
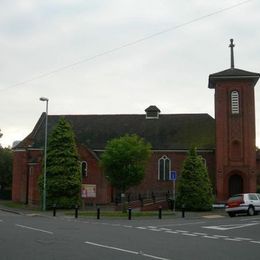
[228,173,243,196]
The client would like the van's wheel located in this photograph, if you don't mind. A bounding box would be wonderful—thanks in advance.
[228,212,235,217]
[248,206,255,216]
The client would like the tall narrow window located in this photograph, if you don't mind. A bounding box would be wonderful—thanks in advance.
[81,161,88,178]
[231,91,239,114]
[201,157,207,168]
[158,155,171,181]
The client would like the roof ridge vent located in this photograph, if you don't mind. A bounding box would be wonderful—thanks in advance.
[145,105,161,119]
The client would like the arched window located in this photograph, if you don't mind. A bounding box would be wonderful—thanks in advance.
[231,90,239,114]
[201,157,207,168]
[81,161,88,178]
[158,155,171,181]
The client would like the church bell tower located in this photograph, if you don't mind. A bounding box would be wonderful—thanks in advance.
[208,39,260,202]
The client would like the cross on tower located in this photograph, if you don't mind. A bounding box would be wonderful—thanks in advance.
[229,39,235,68]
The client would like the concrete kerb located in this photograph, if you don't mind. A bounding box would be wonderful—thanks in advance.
[0,201,52,217]
[0,206,21,215]
[0,203,227,220]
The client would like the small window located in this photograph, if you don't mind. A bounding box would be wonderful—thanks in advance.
[145,105,161,119]
[81,161,88,178]
[146,111,159,119]
[29,166,33,176]
[158,155,171,181]
[201,157,207,168]
[231,91,239,114]
[248,194,258,200]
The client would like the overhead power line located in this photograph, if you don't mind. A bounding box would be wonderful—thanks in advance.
[0,0,252,92]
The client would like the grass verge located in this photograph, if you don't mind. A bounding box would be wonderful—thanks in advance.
[0,200,40,211]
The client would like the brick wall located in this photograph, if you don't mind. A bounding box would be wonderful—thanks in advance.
[78,145,111,205]
[12,150,28,203]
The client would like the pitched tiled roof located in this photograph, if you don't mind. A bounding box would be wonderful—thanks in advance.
[16,113,215,151]
[145,105,161,113]
[208,68,260,89]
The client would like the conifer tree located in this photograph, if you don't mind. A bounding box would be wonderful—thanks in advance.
[0,147,13,197]
[39,117,81,208]
[177,147,213,211]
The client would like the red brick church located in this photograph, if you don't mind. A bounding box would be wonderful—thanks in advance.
[12,40,260,206]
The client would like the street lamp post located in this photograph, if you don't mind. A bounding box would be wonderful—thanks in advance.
[40,97,49,211]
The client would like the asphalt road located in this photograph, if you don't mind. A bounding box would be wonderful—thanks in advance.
[1,210,260,260]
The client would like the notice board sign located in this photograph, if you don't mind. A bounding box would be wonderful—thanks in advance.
[82,184,96,198]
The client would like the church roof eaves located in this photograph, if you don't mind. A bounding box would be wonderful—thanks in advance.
[208,68,260,89]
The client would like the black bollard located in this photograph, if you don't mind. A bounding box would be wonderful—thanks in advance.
[75,205,79,218]
[97,208,100,219]
[158,206,162,219]
[53,204,56,217]
[182,204,185,218]
[128,207,132,220]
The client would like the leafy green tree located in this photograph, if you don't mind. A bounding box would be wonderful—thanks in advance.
[100,134,152,193]
[39,117,81,208]
[177,147,213,211]
[0,147,13,198]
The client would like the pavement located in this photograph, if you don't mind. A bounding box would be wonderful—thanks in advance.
[0,200,227,219]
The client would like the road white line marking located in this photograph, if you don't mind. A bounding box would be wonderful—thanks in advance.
[175,230,188,233]
[156,221,205,227]
[224,238,241,242]
[193,232,207,236]
[123,225,133,228]
[15,224,53,235]
[182,233,198,237]
[233,237,251,241]
[149,229,161,232]
[159,228,172,231]
[240,218,260,222]
[165,231,179,234]
[203,222,259,230]
[203,236,218,239]
[250,241,260,244]
[142,253,172,260]
[212,235,228,238]
[84,241,171,260]
[136,227,147,229]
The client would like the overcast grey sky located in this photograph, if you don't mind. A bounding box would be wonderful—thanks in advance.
[1,0,260,148]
